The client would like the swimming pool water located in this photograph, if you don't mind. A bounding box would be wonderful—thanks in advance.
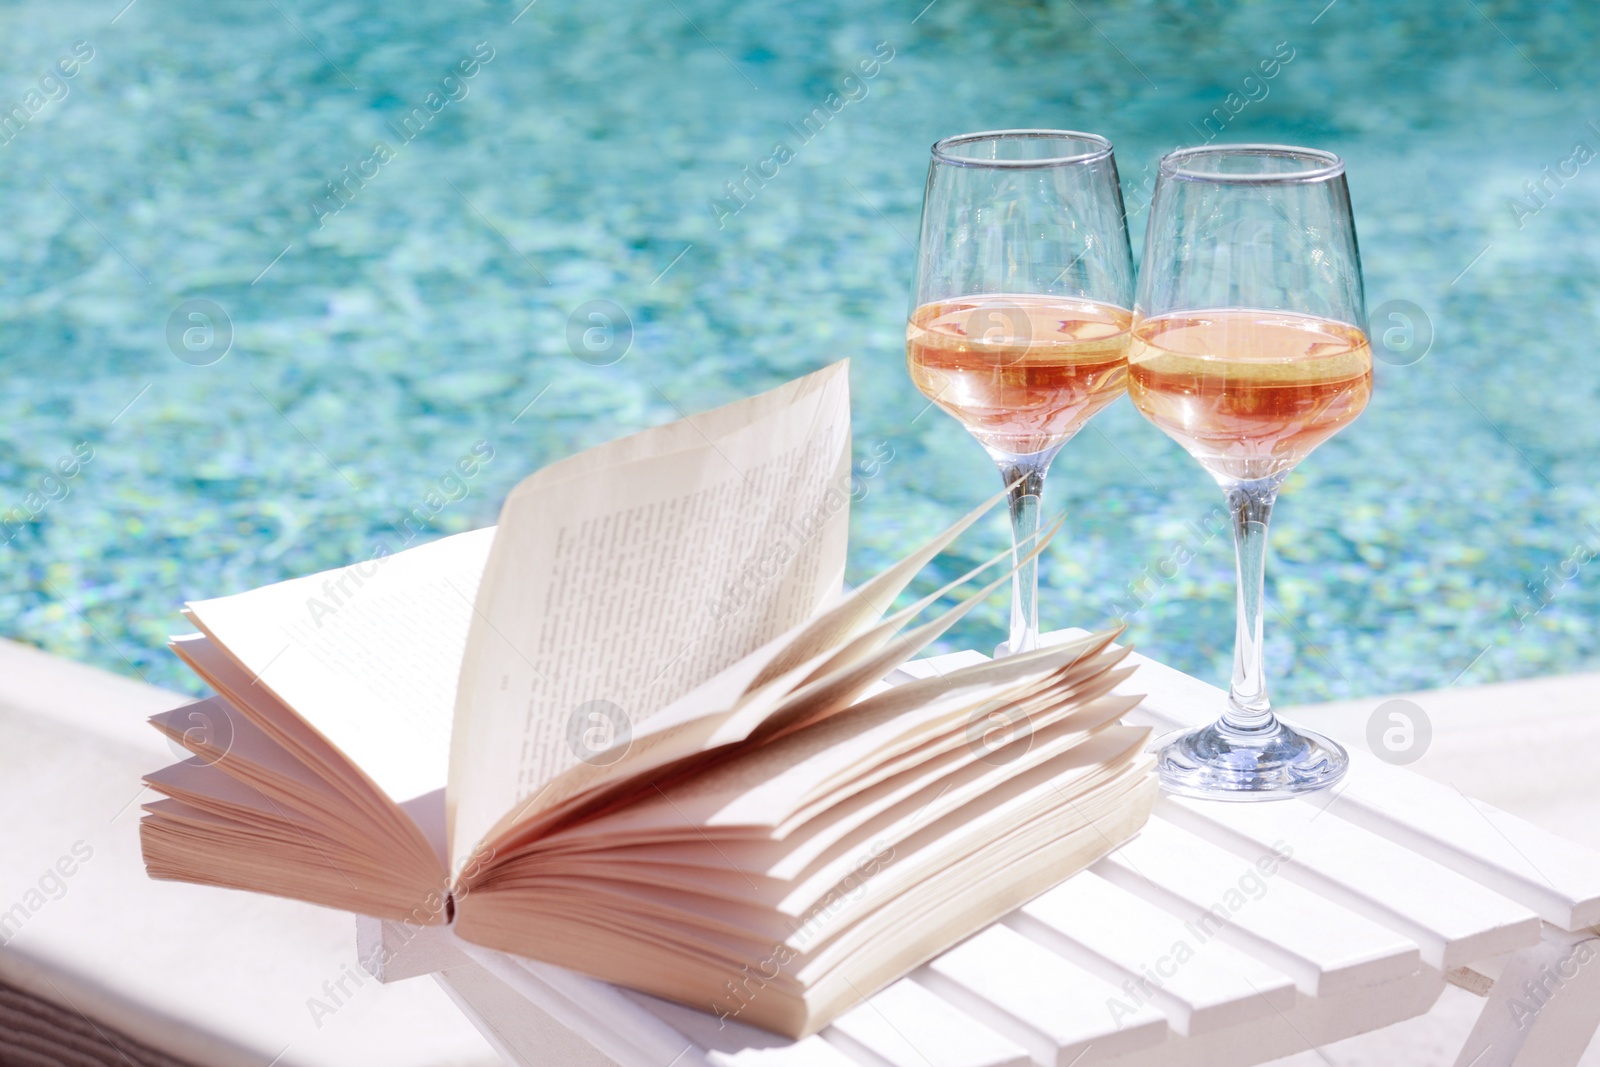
[2,0,1597,706]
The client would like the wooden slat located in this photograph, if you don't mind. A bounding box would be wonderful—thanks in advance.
[1085,639,1600,933]
[361,916,472,981]
[438,963,624,1067]
[1059,968,1444,1067]
[1157,794,1542,971]
[1011,870,1298,1037]
[1301,758,1600,932]
[919,924,1168,1066]
[622,991,866,1067]
[1096,816,1422,996]
[459,945,712,1067]
[825,979,1031,1067]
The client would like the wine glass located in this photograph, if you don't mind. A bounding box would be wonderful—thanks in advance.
[1128,144,1371,799]
[907,130,1135,656]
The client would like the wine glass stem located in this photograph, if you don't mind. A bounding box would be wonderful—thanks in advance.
[1223,477,1284,733]
[998,458,1050,656]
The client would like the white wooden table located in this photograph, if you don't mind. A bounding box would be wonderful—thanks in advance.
[361,639,1600,1067]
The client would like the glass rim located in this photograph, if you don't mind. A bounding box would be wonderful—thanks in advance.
[1159,143,1345,184]
[930,129,1115,169]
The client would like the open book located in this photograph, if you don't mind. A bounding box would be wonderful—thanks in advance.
[140,361,1156,1038]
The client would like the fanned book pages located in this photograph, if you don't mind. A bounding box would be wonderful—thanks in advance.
[138,361,1157,1039]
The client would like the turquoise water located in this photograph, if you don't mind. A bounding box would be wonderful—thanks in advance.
[2,0,1597,704]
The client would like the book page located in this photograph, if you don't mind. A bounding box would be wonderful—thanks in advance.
[185,527,495,804]
[459,485,1033,865]
[448,362,852,877]
[545,638,1128,845]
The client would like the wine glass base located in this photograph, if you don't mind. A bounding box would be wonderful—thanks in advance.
[1154,718,1348,801]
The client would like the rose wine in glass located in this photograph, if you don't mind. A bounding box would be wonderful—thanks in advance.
[907,132,1134,656]
[1128,310,1372,483]
[906,296,1131,457]
[1131,145,1370,799]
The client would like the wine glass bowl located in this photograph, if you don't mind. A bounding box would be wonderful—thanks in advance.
[1129,144,1371,799]
[907,130,1135,656]
[906,295,1131,458]
[1127,309,1373,485]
